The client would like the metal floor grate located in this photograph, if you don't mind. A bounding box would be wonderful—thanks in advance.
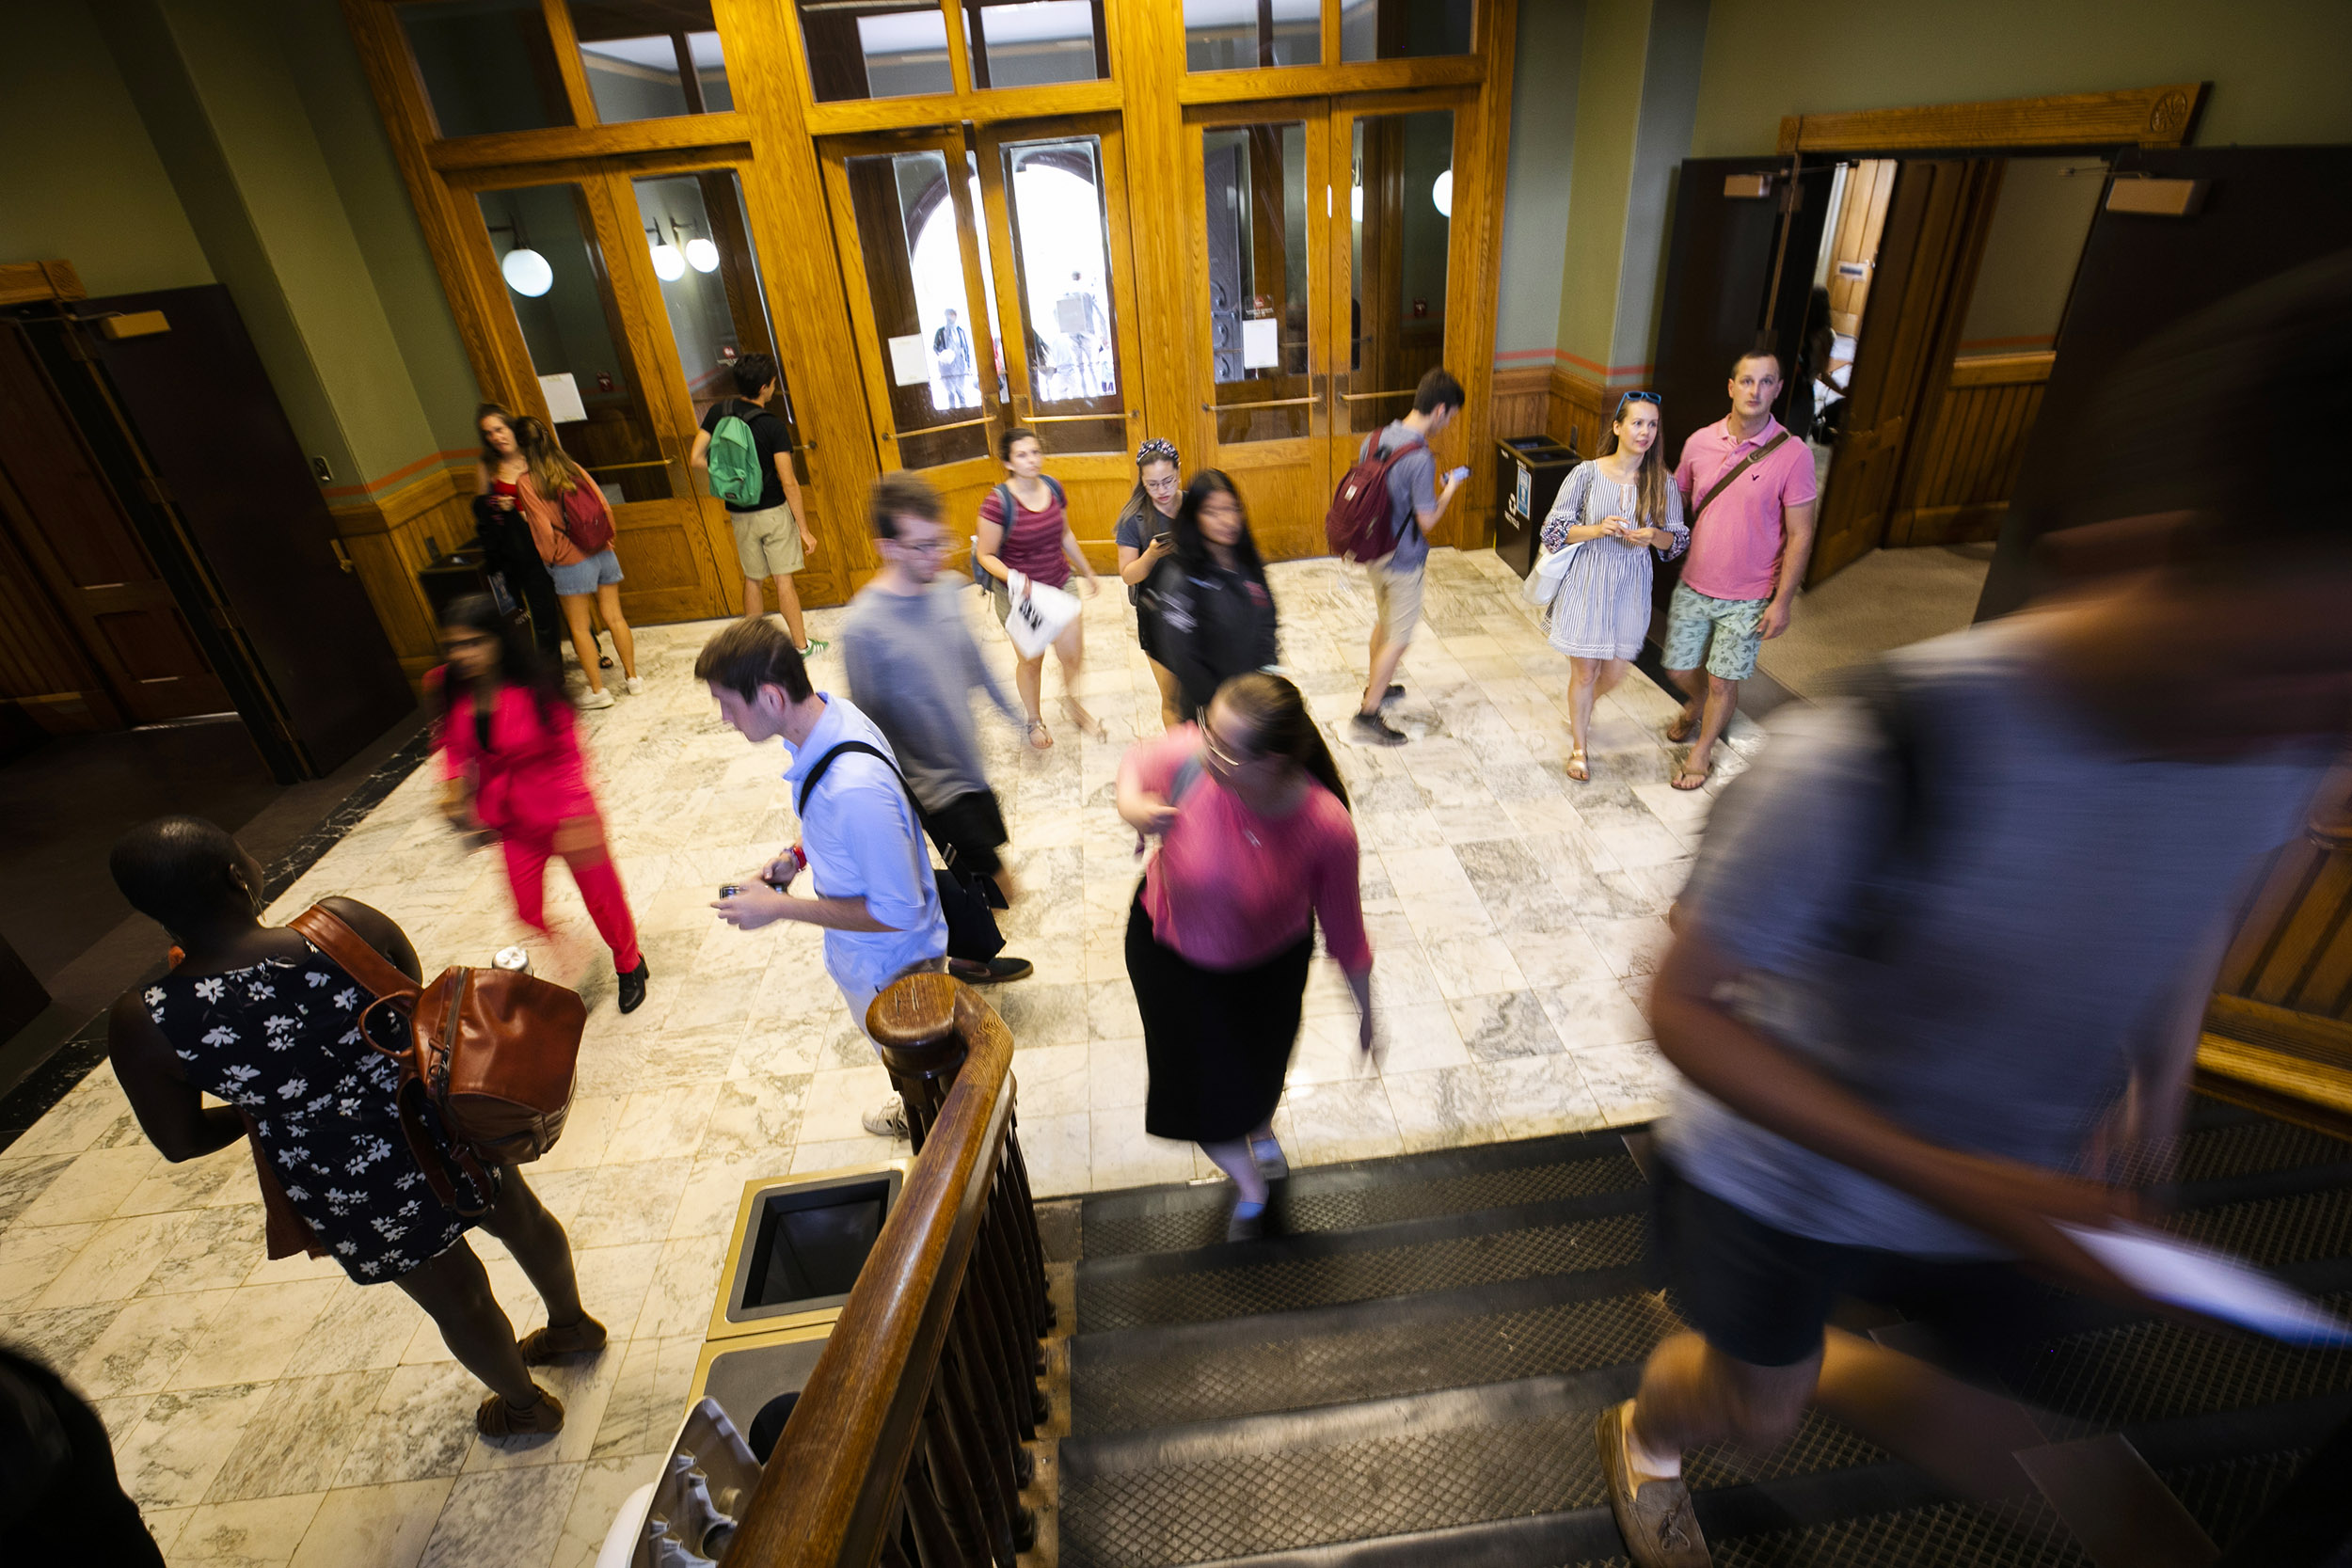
[1074,1290,1680,1433]
[1082,1154,1645,1259]
[1684,1408,1891,1491]
[1712,1497,2091,1568]
[2175,1119,2352,1184]
[2176,1185,2352,1267]
[1079,1211,1649,1332]
[1059,1408,1608,1568]
[2010,1297,2352,1425]
[2159,1447,2312,1553]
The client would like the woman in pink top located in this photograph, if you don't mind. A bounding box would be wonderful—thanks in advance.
[432,594,649,1014]
[976,426,1104,749]
[1118,673,1375,1239]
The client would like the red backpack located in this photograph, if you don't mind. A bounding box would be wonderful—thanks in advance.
[1324,432,1422,562]
[558,477,615,555]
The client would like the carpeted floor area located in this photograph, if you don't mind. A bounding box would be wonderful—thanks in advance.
[1756,542,1995,700]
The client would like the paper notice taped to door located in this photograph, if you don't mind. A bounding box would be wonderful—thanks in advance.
[538,372,589,423]
[887,333,931,388]
[1241,317,1279,370]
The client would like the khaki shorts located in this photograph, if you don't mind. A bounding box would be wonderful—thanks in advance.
[731,504,803,580]
[1365,553,1424,646]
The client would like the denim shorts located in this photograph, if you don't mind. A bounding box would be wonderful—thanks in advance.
[549,547,623,597]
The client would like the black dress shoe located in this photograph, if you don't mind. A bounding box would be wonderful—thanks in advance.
[948,955,1034,984]
[617,958,650,1013]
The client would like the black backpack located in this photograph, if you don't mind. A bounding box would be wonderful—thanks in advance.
[796,741,1005,963]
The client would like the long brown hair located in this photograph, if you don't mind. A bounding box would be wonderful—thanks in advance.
[476,402,518,467]
[1598,394,1671,529]
[514,415,585,498]
[1216,672,1348,813]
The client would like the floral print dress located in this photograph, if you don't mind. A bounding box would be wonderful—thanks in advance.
[145,942,490,1281]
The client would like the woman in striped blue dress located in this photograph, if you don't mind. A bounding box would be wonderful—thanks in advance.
[1539,392,1687,782]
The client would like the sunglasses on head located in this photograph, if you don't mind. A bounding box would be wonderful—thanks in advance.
[1615,390,1661,414]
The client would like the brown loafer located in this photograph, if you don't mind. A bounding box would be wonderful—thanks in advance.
[1597,1400,1710,1568]
[476,1385,565,1437]
[517,1314,608,1365]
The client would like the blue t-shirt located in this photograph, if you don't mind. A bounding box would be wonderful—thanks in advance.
[1370,420,1435,572]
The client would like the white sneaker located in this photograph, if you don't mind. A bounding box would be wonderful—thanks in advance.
[624,676,645,695]
[579,689,615,709]
[861,1094,910,1140]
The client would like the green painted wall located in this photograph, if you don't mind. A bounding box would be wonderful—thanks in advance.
[0,2,212,296]
[1553,0,1652,373]
[1691,0,2352,157]
[1493,0,1582,356]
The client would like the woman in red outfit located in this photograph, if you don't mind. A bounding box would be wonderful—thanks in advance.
[432,594,650,1012]
[975,426,1104,749]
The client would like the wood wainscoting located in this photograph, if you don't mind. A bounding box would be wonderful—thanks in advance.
[1490,362,1613,460]
[326,463,476,690]
[2199,780,2352,1133]
[1884,351,2053,548]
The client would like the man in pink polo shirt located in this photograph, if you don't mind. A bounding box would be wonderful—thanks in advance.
[1662,351,1819,789]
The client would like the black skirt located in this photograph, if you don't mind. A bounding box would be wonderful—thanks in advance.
[1126,890,1314,1145]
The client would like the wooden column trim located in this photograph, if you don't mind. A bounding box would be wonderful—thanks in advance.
[0,261,87,306]
[1777,83,2208,154]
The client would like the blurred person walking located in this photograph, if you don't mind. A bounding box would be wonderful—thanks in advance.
[1115,437,1186,729]
[471,404,564,659]
[513,416,639,708]
[1660,352,1818,789]
[1148,470,1280,724]
[0,1341,165,1562]
[1597,257,2352,1568]
[842,471,1033,986]
[107,817,603,1437]
[976,427,1104,749]
[702,620,948,1140]
[1538,392,1688,782]
[1118,673,1375,1240]
[1346,367,1468,747]
[691,353,824,656]
[432,595,648,1012]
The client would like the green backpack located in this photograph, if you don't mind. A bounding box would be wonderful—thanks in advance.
[707,402,765,505]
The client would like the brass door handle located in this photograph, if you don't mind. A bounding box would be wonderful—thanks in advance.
[328,539,356,575]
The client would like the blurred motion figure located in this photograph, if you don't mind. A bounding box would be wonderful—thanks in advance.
[1597,253,2352,1568]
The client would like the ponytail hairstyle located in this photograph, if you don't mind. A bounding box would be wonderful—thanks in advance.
[1597,392,1672,531]
[514,414,585,499]
[1215,671,1348,813]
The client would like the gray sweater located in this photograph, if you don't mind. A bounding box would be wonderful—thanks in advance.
[840,580,1020,812]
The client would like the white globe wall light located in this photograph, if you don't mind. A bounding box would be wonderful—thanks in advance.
[685,237,720,274]
[501,247,553,297]
[1432,169,1453,217]
[649,242,686,281]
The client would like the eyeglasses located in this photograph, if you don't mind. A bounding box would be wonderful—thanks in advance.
[1136,438,1180,467]
[1615,390,1661,413]
[891,534,949,555]
[1200,727,1256,770]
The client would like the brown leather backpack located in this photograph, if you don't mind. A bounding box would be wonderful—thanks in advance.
[291,904,585,1212]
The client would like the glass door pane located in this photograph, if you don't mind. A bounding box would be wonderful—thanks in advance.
[1201,122,1313,444]
[573,0,734,121]
[824,141,1007,474]
[795,1,956,102]
[476,183,675,501]
[1184,0,1319,70]
[1343,108,1454,434]
[1340,0,1475,61]
[994,133,1126,454]
[628,170,793,441]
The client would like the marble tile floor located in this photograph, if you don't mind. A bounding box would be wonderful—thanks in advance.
[0,546,1764,1566]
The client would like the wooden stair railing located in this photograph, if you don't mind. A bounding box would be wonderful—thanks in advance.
[729,973,1052,1568]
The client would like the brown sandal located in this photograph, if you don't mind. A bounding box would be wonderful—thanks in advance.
[1665,710,1698,744]
[476,1385,565,1437]
[1671,759,1713,792]
[517,1314,607,1365]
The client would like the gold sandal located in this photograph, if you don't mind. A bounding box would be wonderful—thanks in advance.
[1565,749,1590,784]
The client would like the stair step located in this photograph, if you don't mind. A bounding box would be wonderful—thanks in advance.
[1076,1132,1646,1261]
[1071,1270,1663,1433]
[1075,1192,1650,1333]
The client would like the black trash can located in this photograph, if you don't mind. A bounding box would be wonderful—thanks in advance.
[1493,436,1577,579]
[418,548,527,634]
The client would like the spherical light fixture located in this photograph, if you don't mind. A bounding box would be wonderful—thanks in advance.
[1432,169,1454,218]
[1350,184,1363,223]
[649,242,686,282]
[500,246,553,297]
[684,237,720,274]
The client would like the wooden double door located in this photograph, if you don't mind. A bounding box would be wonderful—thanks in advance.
[456,151,826,622]
[1183,92,1473,561]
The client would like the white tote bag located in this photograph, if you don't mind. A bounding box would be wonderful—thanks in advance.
[1003,570,1083,657]
[1523,539,1583,609]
